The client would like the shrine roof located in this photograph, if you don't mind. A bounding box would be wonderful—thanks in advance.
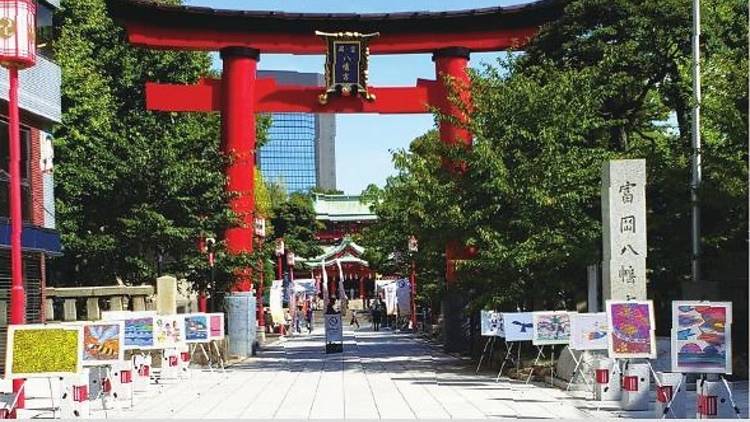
[106,0,565,53]
[314,194,376,223]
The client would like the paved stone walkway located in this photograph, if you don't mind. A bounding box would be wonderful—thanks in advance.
[17,324,750,419]
[99,327,608,419]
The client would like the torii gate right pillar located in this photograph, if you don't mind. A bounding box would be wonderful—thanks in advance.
[433,47,473,352]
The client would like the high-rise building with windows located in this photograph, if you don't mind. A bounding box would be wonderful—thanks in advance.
[257,70,336,193]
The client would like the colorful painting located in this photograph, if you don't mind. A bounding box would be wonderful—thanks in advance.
[532,311,573,345]
[183,313,209,343]
[606,300,656,359]
[570,312,609,350]
[480,310,505,337]
[502,312,534,342]
[82,321,125,365]
[6,325,83,378]
[208,312,225,340]
[123,316,155,350]
[154,315,184,348]
[671,301,732,374]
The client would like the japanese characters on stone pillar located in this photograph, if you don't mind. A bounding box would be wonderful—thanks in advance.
[602,159,647,300]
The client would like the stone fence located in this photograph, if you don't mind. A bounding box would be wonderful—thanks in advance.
[45,285,155,321]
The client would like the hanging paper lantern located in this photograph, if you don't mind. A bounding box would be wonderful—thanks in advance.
[286,251,295,267]
[0,0,36,69]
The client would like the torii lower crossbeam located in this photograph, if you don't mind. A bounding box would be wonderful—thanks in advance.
[146,78,441,114]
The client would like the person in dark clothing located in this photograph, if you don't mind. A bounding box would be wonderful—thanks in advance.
[371,298,382,331]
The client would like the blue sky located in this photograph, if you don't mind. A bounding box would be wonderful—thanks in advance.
[184,0,529,194]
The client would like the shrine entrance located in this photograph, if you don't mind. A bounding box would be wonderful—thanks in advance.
[106,0,563,351]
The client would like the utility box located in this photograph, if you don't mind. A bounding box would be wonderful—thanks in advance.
[621,363,650,411]
[697,379,739,419]
[593,358,621,401]
[655,372,685,418]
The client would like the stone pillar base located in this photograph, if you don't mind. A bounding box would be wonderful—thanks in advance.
[224,292,257,358]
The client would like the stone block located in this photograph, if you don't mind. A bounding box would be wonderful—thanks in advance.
[86,297,100,320]
[45,299,54,321]
[63,299,77,321]
[131,296,146,311]
[156,275,177,315]
[109,296,123,311]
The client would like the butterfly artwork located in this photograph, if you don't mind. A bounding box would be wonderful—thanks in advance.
[671,301,732,374]
[532,311,573,346]
[606,300,656,359]
[502,312,533,342]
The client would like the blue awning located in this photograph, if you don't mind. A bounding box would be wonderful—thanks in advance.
[0,219,62,256]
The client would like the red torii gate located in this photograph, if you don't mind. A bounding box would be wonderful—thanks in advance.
[107,0,563,293]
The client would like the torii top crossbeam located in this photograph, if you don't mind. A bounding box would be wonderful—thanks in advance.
[106,0,564,54]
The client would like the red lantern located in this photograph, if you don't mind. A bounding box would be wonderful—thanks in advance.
[0,0,36,69]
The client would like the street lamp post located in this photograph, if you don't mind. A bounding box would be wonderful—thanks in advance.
[254,217,266,331]
[0,1,37,413]
[408,236,418,332]
[205,237,216,312]
[274,238,284,280]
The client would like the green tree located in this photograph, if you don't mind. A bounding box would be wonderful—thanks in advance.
[270,192,323,259]
[51,0,269,290]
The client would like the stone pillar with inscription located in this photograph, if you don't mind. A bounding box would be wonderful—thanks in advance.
[601,159,647,300]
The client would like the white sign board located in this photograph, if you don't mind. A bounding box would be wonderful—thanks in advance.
[325,314,343,344]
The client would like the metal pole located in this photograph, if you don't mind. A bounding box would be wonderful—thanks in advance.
[690,0,701,284]
[8,67,25,411]
[410,259,417,332]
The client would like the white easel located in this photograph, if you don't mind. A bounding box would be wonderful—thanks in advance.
[564,348,597,391]
[495,341,519,382]
[525,344,555,385]
[475,336,497,374]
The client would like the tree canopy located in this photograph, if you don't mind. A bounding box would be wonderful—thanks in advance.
[360,0,747,327]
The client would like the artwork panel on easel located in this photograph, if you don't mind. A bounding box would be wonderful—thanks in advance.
[569,312,608,350]
[82,321,125,365]
[502,312,533,342]
[5,325,83,378]
[532,311,573,345]
[123,316,156,350]
[154,314,185,348]
[208,313,225,340]
[606,300,656,359]
[671,301,732,374]
[480,310,505,337]
[183,313,209,343]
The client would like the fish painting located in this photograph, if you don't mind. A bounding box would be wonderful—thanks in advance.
[672,301,732,374]
[677,328,696,340]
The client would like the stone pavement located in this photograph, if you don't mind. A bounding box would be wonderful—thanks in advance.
[17,324,750,419]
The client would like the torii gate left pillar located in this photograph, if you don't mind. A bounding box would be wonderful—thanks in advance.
[220,47,258,293]
[220,47,258,358]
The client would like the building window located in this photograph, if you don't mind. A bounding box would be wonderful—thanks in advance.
[0,121,32,222]
[36,3,55,61]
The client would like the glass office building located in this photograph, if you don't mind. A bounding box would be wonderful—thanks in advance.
[258,71,336,193]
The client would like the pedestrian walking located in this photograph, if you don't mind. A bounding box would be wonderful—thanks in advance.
[306,302,314,334]
[350,309,360,329]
